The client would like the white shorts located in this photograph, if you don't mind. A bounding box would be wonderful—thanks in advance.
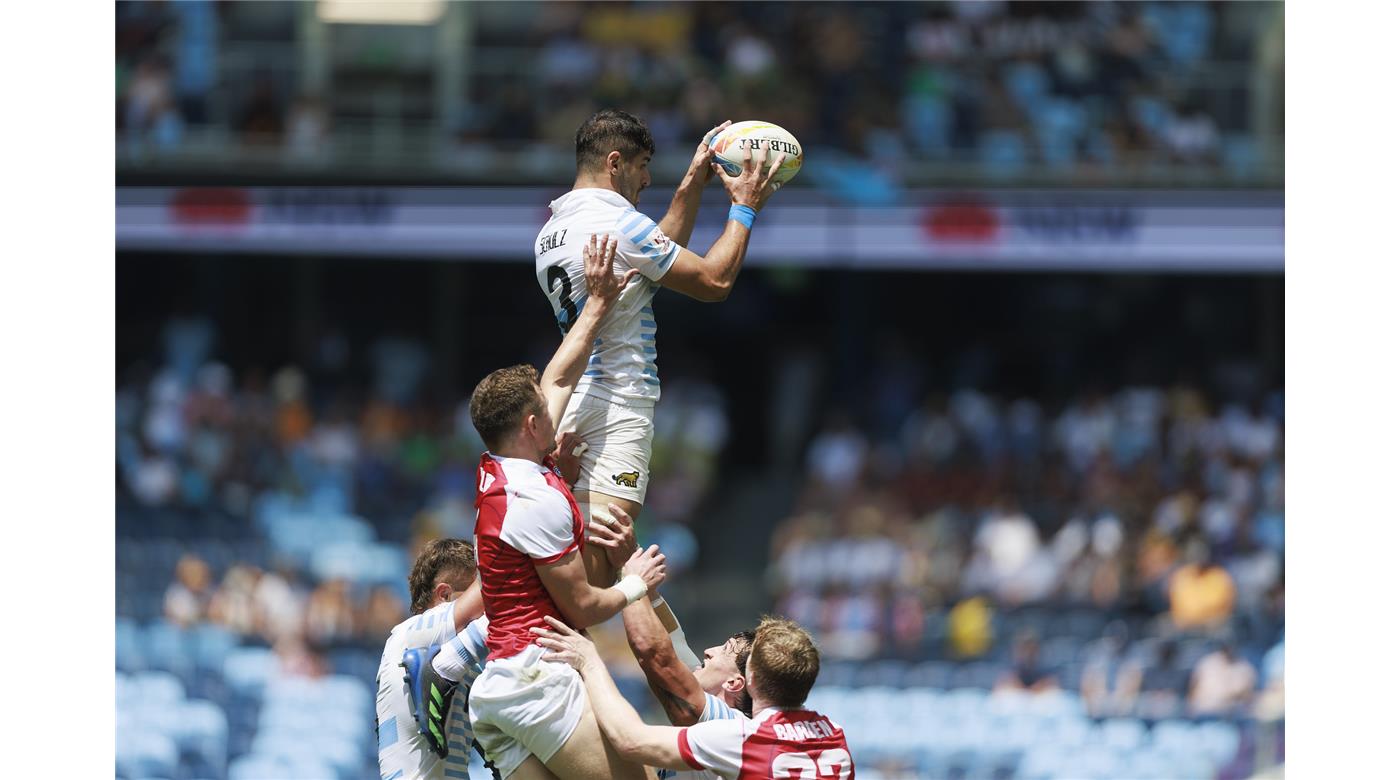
[560,393,654,505]
[467,644,586,779]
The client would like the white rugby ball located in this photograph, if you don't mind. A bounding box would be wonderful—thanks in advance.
[709,121,803,185]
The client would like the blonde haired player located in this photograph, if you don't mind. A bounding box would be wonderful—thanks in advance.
[534,109,786,593]
[532,616,856,780]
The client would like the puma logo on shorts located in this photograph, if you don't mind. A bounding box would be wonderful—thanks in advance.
[612,470,641,488]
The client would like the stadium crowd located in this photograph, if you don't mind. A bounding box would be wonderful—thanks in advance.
[117,315,724,657]
[117,1,1280,178]
[773,384,1284,724]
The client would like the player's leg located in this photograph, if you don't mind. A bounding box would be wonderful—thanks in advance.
[542,703,649,780]
[578,491,644,587]
[504,755,558,780]
[565,398,654,588]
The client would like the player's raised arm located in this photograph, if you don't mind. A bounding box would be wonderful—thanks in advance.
[656,121,731,248]
[539,234,638,427]
[587,506,709,726]
[533,617,695,773]
[657,142,786,303]
[536,543,667,630]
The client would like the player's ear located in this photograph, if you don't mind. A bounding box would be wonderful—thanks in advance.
[434,581,453,604]
[606,150,622,175]
[723,675,745,695]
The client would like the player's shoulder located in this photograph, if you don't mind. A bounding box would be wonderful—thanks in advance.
[388,600,454,643]
[498,459,570,509]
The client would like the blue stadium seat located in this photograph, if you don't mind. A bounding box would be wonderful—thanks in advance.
[173,700,229,771]
[223,646,275,696]
[135,670,187,705]
[142,620,193,676]
[116,731,180,779]
[1098,718,1147,752]
[1003,61,1050,113]
[117,618,146,673]
[1223,134,1260,178]
[1196,721,1243,766]
[905,660,953,689]
[1032,100,1086,170]
[817,661,859,687]
[1131,96,1172,140]
[190,623,238,673]
[854,659,909,687]
[903,94,952,157]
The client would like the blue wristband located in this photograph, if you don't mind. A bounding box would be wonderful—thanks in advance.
[728,204,757,230]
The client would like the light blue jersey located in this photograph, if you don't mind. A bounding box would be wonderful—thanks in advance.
[658,693,746,780]
[376,608,490,780]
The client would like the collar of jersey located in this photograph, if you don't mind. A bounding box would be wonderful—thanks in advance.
[486,452,550,473]
[552,187,633,212]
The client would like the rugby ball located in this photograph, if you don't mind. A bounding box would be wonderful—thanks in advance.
[709,121,803,185]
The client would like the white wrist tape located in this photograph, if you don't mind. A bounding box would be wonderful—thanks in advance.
[612,574,648,605]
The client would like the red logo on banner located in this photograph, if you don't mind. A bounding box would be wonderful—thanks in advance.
[170,188,252,225]
[924,199,1000,241]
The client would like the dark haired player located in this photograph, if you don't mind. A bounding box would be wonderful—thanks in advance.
[534,109,786,591]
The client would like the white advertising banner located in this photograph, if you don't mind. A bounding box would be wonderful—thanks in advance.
[116,187,1282,272]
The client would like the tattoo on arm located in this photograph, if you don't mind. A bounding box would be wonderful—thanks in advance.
[653,682,703,726]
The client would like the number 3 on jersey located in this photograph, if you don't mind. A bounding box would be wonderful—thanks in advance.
[547,265,579,334]
[771,748,853,779]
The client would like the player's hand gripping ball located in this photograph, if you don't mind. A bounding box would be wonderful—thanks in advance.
[709,121,803,185]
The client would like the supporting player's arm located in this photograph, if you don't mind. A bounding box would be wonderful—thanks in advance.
[533,616,694,772]
[589,508,708,725]
[658,144,787,303]
[657,121,731,247]
[452,578,485,633]
[622,595,707,726]
[539,235,639,427]
[535,544,667,629]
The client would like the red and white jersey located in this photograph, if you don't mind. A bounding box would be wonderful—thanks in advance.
[677,707,856,780]
[474,452,586,661]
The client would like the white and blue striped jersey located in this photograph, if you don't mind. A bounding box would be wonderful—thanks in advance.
[535,188,679,406]
[376,605,490,780]
[658,693,747,780]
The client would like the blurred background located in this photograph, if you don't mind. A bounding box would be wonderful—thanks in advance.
[114,2,1284,780]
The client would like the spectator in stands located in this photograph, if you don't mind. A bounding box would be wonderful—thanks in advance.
[362,585,408,642]
[126,440,180,506]
[163,554,214,628]
[806,411,870,494]
[305,577,357,646]
[1254,637,1284,720]
[285,95,330,160]
[996,632,1059,694]
[208,564,261,637]
[1126,640,1191,720]
[254,565,307,643]
[947,593,994,660]
[1164,99,1221,166]
[1188,641,1258,717]
[1080,623,1136,717]
[238,78,284,146]
[1168,538,1237,631]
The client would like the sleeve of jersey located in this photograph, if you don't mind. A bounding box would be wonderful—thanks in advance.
[445,616,490,685]
[702,692,742,721]
[677,718,745,777]
[498,487,580,563]
[615,211,680,282]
